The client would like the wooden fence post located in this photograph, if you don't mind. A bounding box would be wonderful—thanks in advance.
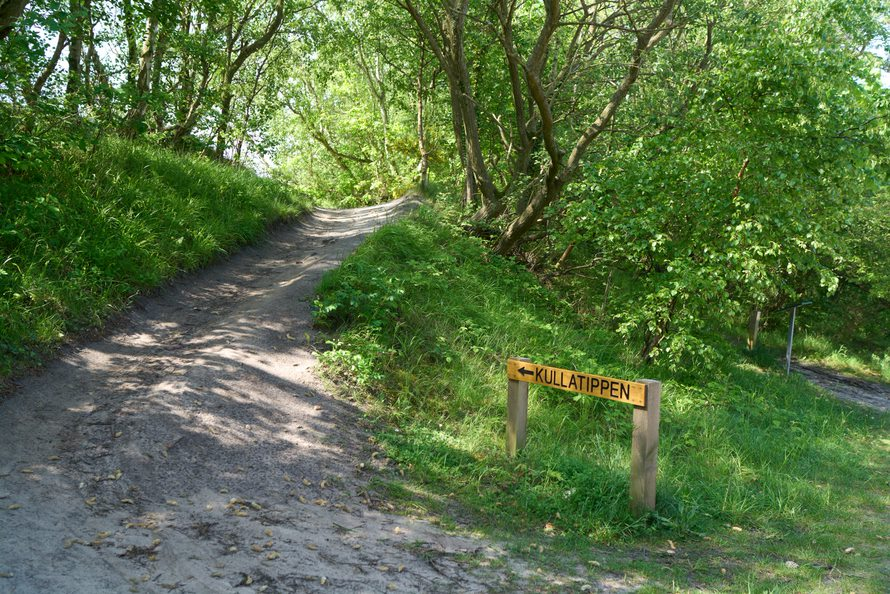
[506,357,530,456]
[630,380,661,516]
[747,307,761,350]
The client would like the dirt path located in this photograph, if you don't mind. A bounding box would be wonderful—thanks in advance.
[0,199,554,593]
[792,362,890,413]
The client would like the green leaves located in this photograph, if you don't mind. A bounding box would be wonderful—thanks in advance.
[313,261,406,330]
[546,0,889,365]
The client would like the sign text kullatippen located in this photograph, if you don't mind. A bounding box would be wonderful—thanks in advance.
[506,358,647,407]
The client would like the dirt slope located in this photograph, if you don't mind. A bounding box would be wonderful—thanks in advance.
[0,198,555,593]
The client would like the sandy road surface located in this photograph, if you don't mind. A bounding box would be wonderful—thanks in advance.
[0,198,545,593]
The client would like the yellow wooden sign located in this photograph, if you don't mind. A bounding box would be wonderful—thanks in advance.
[507,358,647,407]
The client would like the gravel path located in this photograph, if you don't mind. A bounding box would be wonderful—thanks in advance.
[0,198,547,593]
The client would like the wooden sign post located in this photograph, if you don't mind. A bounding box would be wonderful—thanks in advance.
[505,357,662,516]
[630,379,661,516]
[506,357,530,457]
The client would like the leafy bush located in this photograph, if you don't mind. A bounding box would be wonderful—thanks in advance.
[314,260,405,330]
[0,104,92,176]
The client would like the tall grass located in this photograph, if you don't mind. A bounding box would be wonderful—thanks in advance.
[314,206,889,591]
[0,136,306,378]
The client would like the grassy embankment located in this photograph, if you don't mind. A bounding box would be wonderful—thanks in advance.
[0,137,306,379]
[314,206,889,592]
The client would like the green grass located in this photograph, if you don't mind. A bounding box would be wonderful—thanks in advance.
[314,206,890,592]
[0,136,307,379]
[757,329,890,383]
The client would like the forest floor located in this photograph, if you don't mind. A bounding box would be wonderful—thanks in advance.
[0,198,604,593]
[792,361,890,413]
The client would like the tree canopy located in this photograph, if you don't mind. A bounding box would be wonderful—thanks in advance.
[2,0,888,364]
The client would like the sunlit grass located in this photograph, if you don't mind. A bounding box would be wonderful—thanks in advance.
[0,137,307,378]
[315,205,889,591]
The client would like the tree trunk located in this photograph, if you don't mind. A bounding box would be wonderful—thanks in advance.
[416,51,429,190]
[445,3,499,216]
[640,296,678,362]
[25,30,67,103]
[215,0,284,159]
[65,0,85,108]
[121,0,138,87]
[495,0,535,202]
[400,0,499,212]
[122,6,159,136]
[445,79,471,206]
[599,268,614,320]
[150,27,167,129]
[493,0,677,254]
[376,57,396,179]
[82,0,102,105]
[358,46,395,178]
[0,0,28,40]
[747,307,762,350]
[172,8,194,136]
[493,174,563,254]
[215,80,234,158]
[233,53,270,162]
[89,47,107,89]
[170,58,210,145]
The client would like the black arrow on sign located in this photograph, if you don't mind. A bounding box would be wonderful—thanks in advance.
[517,367,534,377]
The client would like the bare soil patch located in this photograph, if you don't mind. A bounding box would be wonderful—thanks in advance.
[792,361,890,413]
